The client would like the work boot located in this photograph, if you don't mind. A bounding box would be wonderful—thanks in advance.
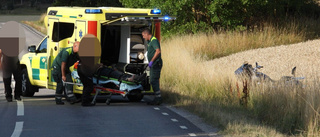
[15,96,22,101]
[147,91,162,105]
[66,90,79,103]
[147,97,162,105]
[69,96,81,104]
[81,102,95,107]
[6,95,13,102]
[55,97,64,105]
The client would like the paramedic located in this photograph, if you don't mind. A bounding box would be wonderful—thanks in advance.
[52,42,80,105]
[142,28,162,105]
[77,61,95,106]
[0,49,22,102]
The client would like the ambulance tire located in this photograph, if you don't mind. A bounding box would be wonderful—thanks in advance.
[127,90,144,102]
[21,68,38,97]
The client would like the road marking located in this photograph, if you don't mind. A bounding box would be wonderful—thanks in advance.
[180,126,188,129]
[11,121,23,137]
[162,112,169,116]
[188,133,197,136]
[17,101,24,116]
[171,119,178,122]
[154,107,160,110]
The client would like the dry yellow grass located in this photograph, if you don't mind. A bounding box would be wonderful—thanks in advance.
[21,13,46,35]
[177,23,305,60]
[206,39,320,81]
[161,30,320,136]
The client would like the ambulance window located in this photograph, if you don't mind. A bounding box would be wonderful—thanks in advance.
[37,37,47,53]
[52,22,74,42]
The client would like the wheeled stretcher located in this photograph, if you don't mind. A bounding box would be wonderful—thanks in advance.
[63,70,145,105]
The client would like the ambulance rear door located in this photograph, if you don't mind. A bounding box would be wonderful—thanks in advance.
[100,15,175,73]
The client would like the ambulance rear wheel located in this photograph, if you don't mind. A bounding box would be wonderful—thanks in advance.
[21,68,38,97]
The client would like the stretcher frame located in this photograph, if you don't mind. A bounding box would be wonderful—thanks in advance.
[63,81,128,105]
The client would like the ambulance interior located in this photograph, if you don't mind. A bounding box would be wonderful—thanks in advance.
[100,21,152,75]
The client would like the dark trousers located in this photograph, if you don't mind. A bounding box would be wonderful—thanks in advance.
[77,66,93,104]
[98,66,126,80]
[3,66,22,98]
[52,67,73,96]
[150,61,162,92]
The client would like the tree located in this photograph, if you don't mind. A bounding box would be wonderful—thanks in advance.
[120,0,320,35]
[53,0,122,7]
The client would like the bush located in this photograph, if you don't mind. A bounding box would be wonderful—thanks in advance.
[120,0,320,37]
[7,1,14,10]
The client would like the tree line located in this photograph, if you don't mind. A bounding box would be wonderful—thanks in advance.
[120,0,320,34]
[6,0,320,35]
[53,0,320,34]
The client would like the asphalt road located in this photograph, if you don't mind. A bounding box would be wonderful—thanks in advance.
[0,21,218,137]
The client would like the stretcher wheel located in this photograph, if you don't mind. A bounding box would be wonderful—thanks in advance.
[91,100,96,105]
[106,99,111,105]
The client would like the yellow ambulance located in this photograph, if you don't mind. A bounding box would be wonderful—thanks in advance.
[20,7,175,101]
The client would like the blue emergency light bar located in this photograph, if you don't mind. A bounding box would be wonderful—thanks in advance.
[85,9,102,14]
[151,9,161,14]
[164,16,171,21]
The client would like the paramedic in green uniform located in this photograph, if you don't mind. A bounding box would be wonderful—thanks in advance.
[142,28,162,105]
[52,42,80,105]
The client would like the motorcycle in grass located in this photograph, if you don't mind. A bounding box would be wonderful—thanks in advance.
[234,62,305,85]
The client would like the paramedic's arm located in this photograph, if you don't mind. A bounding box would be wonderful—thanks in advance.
[61,62,66,82]
[151,48,161,62]
[60,50,69,82]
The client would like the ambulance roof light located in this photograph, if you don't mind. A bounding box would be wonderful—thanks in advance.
[85,9,102,14]
[164,16,171,21]
[151,9,161,14]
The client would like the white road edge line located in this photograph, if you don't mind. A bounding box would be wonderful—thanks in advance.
[17,101,24,116]
[11,121,23,137]
[165,105,220,135]
[171,119,178,122]
[162,112,169,116]
[180,126,188,129]
[188,133,197,136]
[154,107,160,110]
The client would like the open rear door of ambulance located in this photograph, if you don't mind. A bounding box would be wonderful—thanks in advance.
[100,15,176,74]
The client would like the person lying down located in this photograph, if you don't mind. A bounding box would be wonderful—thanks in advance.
[94,64,146,82]
[71,63,145,93]
[72,62,146,83]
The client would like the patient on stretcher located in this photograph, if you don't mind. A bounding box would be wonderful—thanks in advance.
[72,62,145,83]
[94,64,146,82]
[71,63,145,92]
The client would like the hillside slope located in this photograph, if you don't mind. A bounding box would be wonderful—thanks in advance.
[205,39,320,81]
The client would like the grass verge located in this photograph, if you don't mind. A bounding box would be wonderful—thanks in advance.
[21,13,46,35]
[160,20,320,136]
